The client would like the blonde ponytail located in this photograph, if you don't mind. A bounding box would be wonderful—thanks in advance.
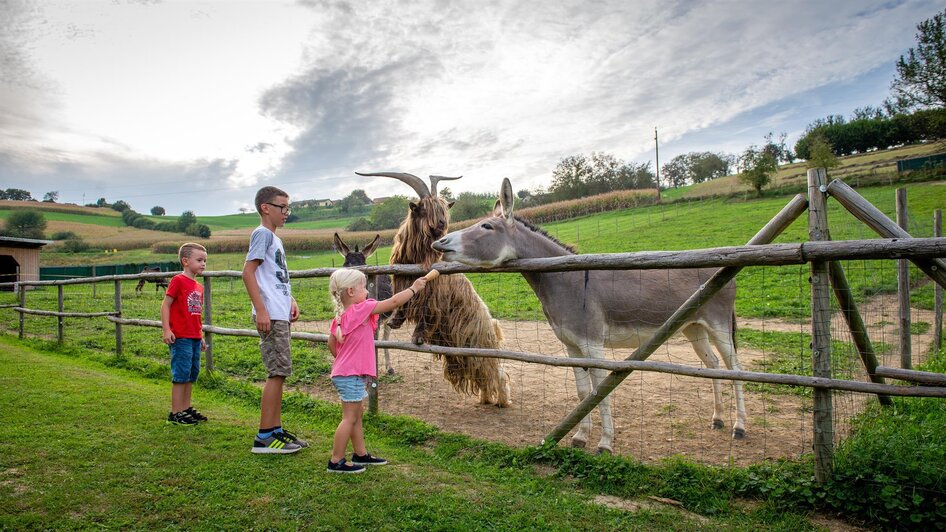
[328,268,366,343]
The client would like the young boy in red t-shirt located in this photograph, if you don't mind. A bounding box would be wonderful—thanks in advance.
[160,242,208,426]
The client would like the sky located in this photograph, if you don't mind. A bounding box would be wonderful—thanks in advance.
[0,0,941,216]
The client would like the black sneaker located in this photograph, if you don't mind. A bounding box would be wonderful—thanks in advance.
[166,411,198,426]
[351,453,388,466]
[251,432,302,454]
[279,429,308,448]
[327,458,365,474]
[184,407,207,422]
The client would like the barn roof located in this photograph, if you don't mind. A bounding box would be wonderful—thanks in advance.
[0,236,53,249]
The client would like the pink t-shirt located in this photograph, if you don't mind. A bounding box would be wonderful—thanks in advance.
[330,299,379,378]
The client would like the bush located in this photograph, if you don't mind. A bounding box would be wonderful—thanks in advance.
[61,237,90,253]
[184,223,211,238]
[49,231,79,240]
[346,217,374,232]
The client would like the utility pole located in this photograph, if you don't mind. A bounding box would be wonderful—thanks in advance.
[654,127,661,202]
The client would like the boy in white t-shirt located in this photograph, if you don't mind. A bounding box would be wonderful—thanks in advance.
[242,186,306,454]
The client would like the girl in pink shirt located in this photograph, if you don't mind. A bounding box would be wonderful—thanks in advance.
[326,268,428,473]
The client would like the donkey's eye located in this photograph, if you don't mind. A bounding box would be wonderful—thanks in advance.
[481,223,493,230]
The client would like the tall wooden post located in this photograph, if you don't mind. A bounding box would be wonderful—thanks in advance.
[935,210,943,352]
[114,280,123,356]
[896,188,911,369]
[368,275,380,415]
[92,265,97,299]
[203,276,214,372]
[808,168,834,482]
[18,284,25,339]
[57,285,64,344]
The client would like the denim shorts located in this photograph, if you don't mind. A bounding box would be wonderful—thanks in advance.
[331,375,368,403]
[170,338,201,383]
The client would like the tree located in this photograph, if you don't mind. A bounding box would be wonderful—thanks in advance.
[42,191,59,203]
[1,188,33,201]
[150,206,166,216]
[761,132,794,164]
[370,196,410,230]
[337,189,372,214]
[111,200,131,212]
[806,134,840,170]
[1,210,46,239]
[549,154,591,200]
[95,197,108,208]
[439,187,454,201]
[738,145,778,196]
[451,192,492,221]
[889,8,946,111]
[178,211,197,232]
[661,152,732,187]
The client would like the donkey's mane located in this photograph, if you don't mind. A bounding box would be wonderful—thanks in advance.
[514,215,577,254]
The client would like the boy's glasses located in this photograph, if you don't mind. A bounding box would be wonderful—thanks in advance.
[265,202,292,214]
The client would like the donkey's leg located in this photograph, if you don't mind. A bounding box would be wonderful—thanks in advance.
[708,324,747,439]
[585,344,614,454]
[566,345,594,449]
[683,325,725,431]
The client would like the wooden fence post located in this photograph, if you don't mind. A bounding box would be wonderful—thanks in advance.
[58,285,64,344]
[92,265,97,299]
[896,188,912,369]
[808,168,834,483]
[18,283,25,339]
[935,209,943,352]
[114,280,123,356]
[203,276,214,372]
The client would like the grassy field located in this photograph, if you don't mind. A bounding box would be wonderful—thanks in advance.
[0,209,126,228]
[0,335,825,530]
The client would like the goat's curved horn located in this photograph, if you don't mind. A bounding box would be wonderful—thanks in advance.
[355,171,430,199]
[428,175,462,197]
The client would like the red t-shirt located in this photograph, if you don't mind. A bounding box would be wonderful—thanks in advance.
[166,274,203,339]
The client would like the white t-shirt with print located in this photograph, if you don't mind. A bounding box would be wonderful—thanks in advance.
[245,226,292,321]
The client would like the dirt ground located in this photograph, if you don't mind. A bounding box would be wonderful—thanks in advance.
[296,292,935,467]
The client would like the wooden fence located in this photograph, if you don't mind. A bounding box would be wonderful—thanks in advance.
[4,171,946,482]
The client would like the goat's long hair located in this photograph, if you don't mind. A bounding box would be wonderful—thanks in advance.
[390,195,510,405]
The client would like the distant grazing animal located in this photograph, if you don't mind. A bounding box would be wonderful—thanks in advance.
[135,266,169,293]
[334,232,395,375]
[355,171,511,407]
[433,178,745,453]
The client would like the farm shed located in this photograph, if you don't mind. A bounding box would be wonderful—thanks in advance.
[0,236,51,290]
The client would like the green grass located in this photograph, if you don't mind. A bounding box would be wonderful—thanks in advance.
[0,209,126,227]
[0,335,824,529]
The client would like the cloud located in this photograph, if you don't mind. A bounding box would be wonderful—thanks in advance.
[1,0,941,213]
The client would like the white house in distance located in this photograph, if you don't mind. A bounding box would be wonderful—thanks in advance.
[0,236,51,290]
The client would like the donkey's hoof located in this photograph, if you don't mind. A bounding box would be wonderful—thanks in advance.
[595,447,612,456]
[712,419,724,430]
[733,428,746,440]
[386,368,395,376]
[571,439,587,449]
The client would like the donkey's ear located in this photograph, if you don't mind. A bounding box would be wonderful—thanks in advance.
[333,232,350,257]
[492,199,504,217]
[499,178,515,220]
[362,234,382,258]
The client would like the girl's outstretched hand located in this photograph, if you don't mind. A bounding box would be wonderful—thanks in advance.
[411,277,428,293]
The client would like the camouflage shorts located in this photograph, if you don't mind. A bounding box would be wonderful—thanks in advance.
[259,320,292,378]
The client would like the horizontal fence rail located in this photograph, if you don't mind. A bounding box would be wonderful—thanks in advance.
[102,315,946,398]
[3,237,946,289]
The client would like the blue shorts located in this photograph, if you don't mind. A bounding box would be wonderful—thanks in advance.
[331,376,368,403]
[170,338,202,383]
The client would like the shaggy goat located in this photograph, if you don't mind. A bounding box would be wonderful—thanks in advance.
[356,171,511,406]
[333,232,395,375]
